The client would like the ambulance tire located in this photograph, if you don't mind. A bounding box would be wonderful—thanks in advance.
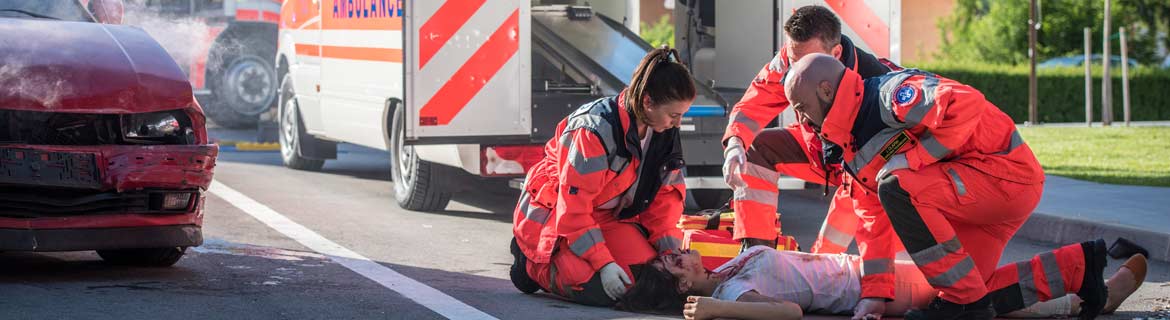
[279,75,326,171]
[390,104,453,212]
[206,38,277,129]
[97,247,187,267]
[689,189,733,211]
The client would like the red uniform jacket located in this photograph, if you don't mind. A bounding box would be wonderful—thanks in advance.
[513,93,687,271]
[817,69,1045,299]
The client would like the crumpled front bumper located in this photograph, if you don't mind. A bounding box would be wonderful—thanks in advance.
[0,144,217,251]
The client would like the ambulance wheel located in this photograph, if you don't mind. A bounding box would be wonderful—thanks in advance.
[390,103,453,211]
[690,189,733,210]
[206,38,277,128]
[279,74,325,171]
[97,247,187,267]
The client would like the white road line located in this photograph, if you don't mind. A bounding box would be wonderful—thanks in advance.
[209,180,498,320]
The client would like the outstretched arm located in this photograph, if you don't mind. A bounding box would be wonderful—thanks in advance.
[683,292,802,320]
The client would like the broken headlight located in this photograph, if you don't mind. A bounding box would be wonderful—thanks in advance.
[121,111,196,145]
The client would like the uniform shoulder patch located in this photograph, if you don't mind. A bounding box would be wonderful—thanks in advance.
[893,84,919,107]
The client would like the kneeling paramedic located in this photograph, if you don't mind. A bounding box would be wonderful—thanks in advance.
[510,47,696,306]
[783,54,1108,320]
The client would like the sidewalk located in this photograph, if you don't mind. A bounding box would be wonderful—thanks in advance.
[1017,175,1170,262]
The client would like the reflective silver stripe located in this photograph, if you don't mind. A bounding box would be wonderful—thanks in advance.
[948,168,967,196]
[819,223,854,248]
[731,112,762,134]
[848,128,904,171]
[863,258,895,276]
[570,228,605,257]
[525,204,551,225]
[565,115,617,154]
[568,143,608,175]
[901,76,940,127]
[1040,252,1067,297]
[743,162,782,183]
[609,155,629,172]
[1016,260,1039,306]
[733,188,778,206]
[919,131,953,160]
[655,236,682,253]
[928,257,976,288]
[910,236,962,267]
[999,130,1025,155]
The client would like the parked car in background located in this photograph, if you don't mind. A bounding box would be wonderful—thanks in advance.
[0,0,218,267]
[1038,54,1139,69]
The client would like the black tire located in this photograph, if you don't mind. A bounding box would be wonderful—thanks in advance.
[279,74,326,171]
[690,189,733,210]
[389,103,453,211]
[97,247,187,267]
[205,38,277,129]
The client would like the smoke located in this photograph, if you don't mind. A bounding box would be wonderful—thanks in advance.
[119,1,215,75]
[0,23,78,109]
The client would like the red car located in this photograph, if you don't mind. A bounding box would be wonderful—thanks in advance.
[0,0,217,266]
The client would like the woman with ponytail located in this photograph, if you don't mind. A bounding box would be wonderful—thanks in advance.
[509,47,697,307]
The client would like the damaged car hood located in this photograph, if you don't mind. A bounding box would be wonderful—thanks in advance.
[0,18,192,114]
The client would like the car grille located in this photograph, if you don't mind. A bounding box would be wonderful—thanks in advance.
[0,109,120,145]
[0,189,192,218]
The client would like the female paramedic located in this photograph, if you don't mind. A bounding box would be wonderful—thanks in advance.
[618,242,1148,320]
[509,47,696,307]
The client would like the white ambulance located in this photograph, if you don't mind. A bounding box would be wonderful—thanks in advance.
[275,1,736,211]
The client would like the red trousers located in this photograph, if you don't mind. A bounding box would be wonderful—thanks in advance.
[525,222,655,306]
[878,161,1049,304]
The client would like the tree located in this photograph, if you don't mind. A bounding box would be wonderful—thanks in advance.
[937,0,1164,65]
[640,14,674,48]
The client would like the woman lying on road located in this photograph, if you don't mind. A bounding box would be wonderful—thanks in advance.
[621,241,1147,320]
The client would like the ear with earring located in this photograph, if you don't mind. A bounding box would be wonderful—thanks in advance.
[677,279,692,294]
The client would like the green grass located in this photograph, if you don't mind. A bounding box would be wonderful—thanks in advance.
[1018,126,1170,187]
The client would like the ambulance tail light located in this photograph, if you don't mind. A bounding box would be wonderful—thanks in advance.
[481,145,544,177]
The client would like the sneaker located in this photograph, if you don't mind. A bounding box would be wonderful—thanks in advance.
[904,295,995,320]
[510,238,541,294]
[1077,238,1108,320]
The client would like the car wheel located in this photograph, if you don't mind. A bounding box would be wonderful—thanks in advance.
[205,38,277,128]
[389,103,452,211]
[279,74,326,171]
[97,247,187,267]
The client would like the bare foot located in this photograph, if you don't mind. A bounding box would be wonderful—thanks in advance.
[1103,254,1148,314]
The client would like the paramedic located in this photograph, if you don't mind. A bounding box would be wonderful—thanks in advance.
[721,5,894,253]
[783,53,1109,320]
[509,47,696,306]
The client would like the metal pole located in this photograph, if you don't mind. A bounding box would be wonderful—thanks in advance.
[1085,27,1093,126]
[1121,27,1131,126]
[1028,0,1038,125]
[1102,0,1113,126]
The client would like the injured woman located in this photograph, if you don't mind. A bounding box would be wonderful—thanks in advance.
[619,240,1147,320]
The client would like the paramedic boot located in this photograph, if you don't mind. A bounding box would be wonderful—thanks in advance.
[510,238,541,294]
[904,295,995,320]
[1077,239,1108,320]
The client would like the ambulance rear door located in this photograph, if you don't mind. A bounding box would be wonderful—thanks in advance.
[404,0,532,144]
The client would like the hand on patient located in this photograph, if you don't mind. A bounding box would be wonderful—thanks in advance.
[852,297,885,320]
[600,262,631,300]
[683,296,721,320]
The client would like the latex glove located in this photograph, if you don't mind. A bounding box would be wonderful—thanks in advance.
[722,137,747,189]
[599,262,631,300]
[877,153,909,180]
[851,297,886,320]
[683,296,722,320]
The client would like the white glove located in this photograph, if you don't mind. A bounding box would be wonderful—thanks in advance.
[722,137,747,189]
[599,262,631,300]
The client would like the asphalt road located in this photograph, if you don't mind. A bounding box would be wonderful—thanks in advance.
[1,132,1166,319]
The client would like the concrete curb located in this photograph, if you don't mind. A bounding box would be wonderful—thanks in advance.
[1017,210,1170,262]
